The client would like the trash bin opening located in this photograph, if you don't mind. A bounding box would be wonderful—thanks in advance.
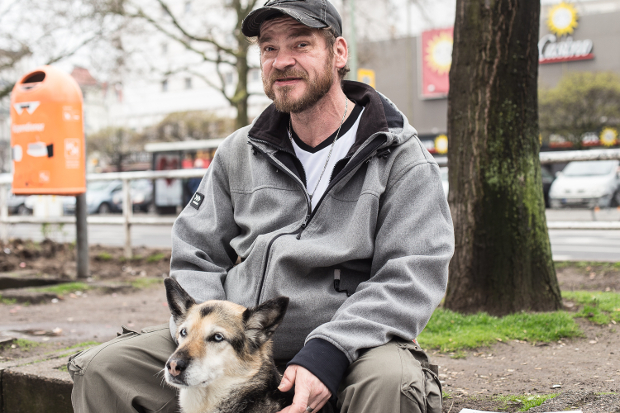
[21,71,46,89]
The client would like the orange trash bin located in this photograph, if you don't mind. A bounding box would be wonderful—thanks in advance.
[10,65,86,195]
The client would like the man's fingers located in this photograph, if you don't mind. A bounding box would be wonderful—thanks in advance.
[278,366,298,392]
[277,366,331,413]
[290,382,311,411]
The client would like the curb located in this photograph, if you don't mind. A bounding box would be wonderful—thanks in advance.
[0,344,93,413]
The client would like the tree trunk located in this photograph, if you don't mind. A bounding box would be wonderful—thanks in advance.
[445,0,561,316]
[233,0,250,130]
[234,48,249,130]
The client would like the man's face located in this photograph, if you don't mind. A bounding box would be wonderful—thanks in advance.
[259,17,336,113]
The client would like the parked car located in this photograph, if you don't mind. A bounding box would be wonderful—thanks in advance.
[541,167,555,208]
[111,179,154,212]
[7,187,31,215]
[549,160,620,209]
[439,167,449,198]
[438,166,558,207]
[86,180,123,214]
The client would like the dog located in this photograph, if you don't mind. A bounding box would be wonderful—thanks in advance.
[163,277,293,413]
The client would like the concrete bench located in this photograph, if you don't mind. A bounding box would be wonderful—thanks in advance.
[0,342,84,413]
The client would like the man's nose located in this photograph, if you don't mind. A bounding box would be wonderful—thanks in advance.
[272,50,296,71]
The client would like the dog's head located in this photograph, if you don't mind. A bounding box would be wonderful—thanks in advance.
[163,277,289,388]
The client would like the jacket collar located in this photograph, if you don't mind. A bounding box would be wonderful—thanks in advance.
[248,81,402,154]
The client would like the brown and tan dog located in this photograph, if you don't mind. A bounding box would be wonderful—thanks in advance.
[164,277,292,413]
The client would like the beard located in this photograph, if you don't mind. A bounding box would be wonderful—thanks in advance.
[262,59,334,113]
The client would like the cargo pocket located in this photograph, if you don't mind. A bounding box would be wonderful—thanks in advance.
[67,325,140,380]
[397,341,443,413]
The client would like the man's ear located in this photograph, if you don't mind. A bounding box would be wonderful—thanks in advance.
[334,36,348,72]
[164,277,196,325]
[243,296,289,350]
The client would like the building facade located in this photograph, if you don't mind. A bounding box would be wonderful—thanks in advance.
[359,0,620,154]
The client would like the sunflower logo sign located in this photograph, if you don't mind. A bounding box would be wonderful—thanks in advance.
[548,3,578,36]
[600,128,618,147]
[420,28,453,99]
[539,2,594,64]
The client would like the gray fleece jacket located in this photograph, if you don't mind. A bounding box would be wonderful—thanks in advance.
[169,81,454,395]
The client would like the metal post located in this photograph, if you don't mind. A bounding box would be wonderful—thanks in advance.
[0,184,9,244]
[122,178,132,259]
[348,0,358,81]
[75,193,89,278]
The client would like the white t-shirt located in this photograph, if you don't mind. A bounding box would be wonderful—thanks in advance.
[291,104,365,210]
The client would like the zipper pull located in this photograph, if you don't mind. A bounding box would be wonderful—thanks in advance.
[301,214,310,229]
[296,214,311,239]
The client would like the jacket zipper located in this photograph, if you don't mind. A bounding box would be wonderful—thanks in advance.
[249,134,388,305]
[249,138,312,306]
[298,135,388,238]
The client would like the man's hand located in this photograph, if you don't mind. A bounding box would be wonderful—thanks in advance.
[277,365,331,413]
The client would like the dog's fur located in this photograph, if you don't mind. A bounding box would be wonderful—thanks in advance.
[164,277,292,413]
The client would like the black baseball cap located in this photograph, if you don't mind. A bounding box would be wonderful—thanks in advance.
[242,0,343,38]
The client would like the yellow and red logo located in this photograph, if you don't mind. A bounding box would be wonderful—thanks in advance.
[600,127,618,147]
[547,2,578,37]
[424,32,453,76]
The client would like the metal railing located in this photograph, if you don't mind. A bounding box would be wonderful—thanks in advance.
[0,168,208,257]
[1,148,620,257]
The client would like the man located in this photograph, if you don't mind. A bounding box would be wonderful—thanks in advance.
[68,0,454,412]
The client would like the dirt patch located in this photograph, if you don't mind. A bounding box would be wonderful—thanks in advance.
[556,262,620,292]
[1,240,619,412]
[0,238,171,280]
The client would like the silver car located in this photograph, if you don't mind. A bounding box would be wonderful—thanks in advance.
[549,160,620,208]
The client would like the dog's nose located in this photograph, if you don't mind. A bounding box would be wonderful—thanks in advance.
[166,359,187,377]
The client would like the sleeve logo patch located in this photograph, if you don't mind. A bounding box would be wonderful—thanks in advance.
[190,192,205,210]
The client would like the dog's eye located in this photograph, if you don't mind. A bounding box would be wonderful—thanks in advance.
[212,333,225,342]
[180,328,187,337]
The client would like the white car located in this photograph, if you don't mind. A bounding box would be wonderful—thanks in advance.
[549,160,620,208]
[440,167,449,199]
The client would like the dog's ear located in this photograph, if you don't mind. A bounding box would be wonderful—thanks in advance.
[243,296,289,349]
[165,277,196,324]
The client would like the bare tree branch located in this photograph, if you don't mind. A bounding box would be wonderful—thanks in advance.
[126,6,237,67]
[45,31,103,65]
[153,0,237,56]
[0,0,19,22]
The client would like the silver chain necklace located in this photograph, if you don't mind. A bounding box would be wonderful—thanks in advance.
[288,98,349,203]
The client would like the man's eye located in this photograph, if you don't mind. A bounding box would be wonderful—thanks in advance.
[212,333,225,342]
[297,42,308,48]
[263,46,275,52]
[180,328,187,337]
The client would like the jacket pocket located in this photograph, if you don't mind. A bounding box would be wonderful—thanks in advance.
[67,326,139,379]
[332,264,371,297]
[397,341,442,413]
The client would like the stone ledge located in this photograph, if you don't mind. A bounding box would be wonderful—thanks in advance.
[0,344,91,413]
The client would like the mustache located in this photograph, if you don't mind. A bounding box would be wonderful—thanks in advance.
[267,69,309,85]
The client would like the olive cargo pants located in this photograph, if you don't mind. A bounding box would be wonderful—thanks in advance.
[68,324,442,413]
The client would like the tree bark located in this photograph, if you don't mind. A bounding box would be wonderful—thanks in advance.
[445,0,562,315]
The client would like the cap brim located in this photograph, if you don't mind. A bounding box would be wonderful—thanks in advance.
[242,6,328,37]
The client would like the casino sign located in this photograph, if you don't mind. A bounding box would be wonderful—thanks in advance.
[539,2,594,64]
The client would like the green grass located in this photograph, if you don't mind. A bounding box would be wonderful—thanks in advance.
[63,341,100,350]
[563,291,620,324]
[119,255,144,263]
[0,295,17,305]
[555,261,620,271]
[418,309,582,352]
[495,394,558,411]
[34,282,90,295]
[130,278,163,289]
[146,252,166,263]
[95,252,113,261]
[14,339,43,351]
